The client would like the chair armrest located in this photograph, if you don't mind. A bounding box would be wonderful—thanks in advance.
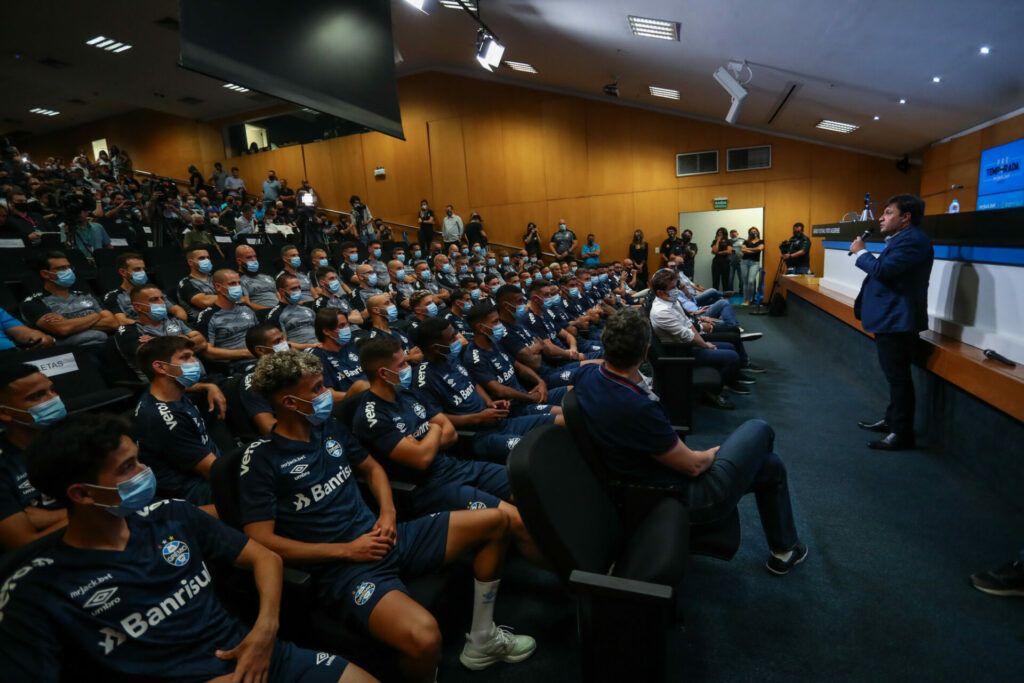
[390,480,417,493]
[568,570,673,604]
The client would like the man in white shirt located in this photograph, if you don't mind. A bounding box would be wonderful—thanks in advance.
[442,204,464,249]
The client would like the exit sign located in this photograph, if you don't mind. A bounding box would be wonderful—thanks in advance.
[713,197,728,209]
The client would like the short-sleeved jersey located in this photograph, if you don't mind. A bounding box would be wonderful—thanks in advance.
[312,292,353,315]
[0,435,63,521]
[20,290,104,327]
[239,367,274,420]
[522,308,565,347]
[266,303,317,345]
[435,271,459,291]
[413,279,445,299]
[276,270,314,301]
[352,286,383,310]
[195,303,257,350]
[176,275,216,320]
[571,363,682,487]
[0,499,250,681]
[310,345,368,392]
[133,392,220,500]
[364,259,389,282]
[414,359,487,416]
[367,325,415,353]
[237,419,375,545]
[114,318,196,378]
[463,343,525,393]
[498,320,537,358]
[551,229,577,255]
[548,303,573,331]
[444,311,474,343]
[563,294,589,320]
[240,271,279,308]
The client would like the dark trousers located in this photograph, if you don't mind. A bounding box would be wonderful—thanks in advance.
[711,256,730,291]
[692,340,740,384]
[874,331,918,439]
[687,419,799,552]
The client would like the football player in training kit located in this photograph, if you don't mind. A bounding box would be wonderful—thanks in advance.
[0,413,373,683]
[238,351,536,682]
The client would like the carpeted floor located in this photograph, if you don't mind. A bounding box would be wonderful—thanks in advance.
[437,306,1024,682]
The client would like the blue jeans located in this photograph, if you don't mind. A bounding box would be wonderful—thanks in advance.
[704,299,738,326]
[695,289,723,306]
[740,260,761,302]
[686,419,799,553]
[728,260,743,294]
[692,341,740,384]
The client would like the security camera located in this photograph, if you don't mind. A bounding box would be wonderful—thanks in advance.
[603,82,620,98]
[713,66,748,124]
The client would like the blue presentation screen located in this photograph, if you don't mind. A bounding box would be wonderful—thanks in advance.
[977,138,1024,211]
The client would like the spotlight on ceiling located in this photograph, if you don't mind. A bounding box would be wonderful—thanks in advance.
[713,65,748,124]
[475,29,505,71]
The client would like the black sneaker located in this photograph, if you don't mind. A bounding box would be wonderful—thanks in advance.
[766,543,808,575]
[734,373,757,385]
[741,362,766,373]
[724,383,751,395]
[970,560,1024,597]
[705,393,736,410]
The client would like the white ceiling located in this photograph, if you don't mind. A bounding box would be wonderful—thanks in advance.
[4,0,1023,160]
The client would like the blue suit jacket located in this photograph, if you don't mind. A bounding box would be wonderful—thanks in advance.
[853,226,933,334]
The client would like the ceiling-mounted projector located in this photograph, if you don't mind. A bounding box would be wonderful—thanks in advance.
[714,66,748,124]
[603,82,620,97]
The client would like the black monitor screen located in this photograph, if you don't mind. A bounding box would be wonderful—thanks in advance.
[178,0,404,140]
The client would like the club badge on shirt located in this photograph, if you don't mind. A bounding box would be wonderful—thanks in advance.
[159,537,191,567]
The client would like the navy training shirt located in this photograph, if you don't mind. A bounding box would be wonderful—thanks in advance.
[309,344,368,392]
[0,499,249,681]
[414,358,487,416]
[133,392,220,501]
[463,343,526,393]
[571,363,682,487]
[0,435,63,521]
[237,418,376,546]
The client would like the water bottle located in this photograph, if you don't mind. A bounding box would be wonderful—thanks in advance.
[949,198,960,214]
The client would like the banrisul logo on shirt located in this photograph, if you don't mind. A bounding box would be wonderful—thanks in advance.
[353,581,375,606]
[325,438,343,458]
[159,537,190,567]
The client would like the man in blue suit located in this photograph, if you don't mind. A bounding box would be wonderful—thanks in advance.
[850,194,933,450]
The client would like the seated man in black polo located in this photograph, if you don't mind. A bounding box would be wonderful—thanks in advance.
[413,317,555,462]
[238,350,536,679]
[463,302,564,418]
[572,308,808,576]
[132,336,227,510]
[0,412,368,683]
[0,364,68,550]
[103,252,188,325]
[114,284,210,380]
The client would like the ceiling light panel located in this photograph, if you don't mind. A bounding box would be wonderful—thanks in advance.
[223,83,250,93]
[30,108,60,116]
[85,35,132,53]
[440,0,477,9]
[628,16,680,41]
[505,60,537,73]
[816,119,859,133]
[649,86,680,99]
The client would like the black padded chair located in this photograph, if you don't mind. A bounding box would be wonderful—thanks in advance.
[15,346,135,414]
[561,389,740,561]
[507,424,688,683]
[648,333,722,433]
[219,374,260,445]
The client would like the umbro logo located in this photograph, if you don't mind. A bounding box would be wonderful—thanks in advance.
[290,464,309,475]
[83,587,118,609]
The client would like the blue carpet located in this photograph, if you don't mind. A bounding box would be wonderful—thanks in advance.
[436,307,1024,682]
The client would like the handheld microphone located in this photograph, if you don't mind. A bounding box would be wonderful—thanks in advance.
[849,227,874,256]
[983,349,1016,367]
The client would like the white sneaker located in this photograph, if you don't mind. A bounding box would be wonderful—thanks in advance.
[459,623,537,670]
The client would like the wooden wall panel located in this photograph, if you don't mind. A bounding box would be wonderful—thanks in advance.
[462,114,508,208]
[473,200,547,254]
[629,110,682,192]
[426,118,469,212]
[301,135,366,214]
[585,193,636,260]
[633,189,680,245]
[765,178,811,279]
[585,101,634,197]
[545,198,589,248]
[541,98,588,199]
[501,104,548,203]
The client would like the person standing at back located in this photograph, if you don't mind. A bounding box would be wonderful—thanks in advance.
[710,227,732,292]
[417,199,435,251]
[728,229,745,296]
[629,230,649,287]
[740,227,764,306]
[851,194,933,451]
[441,204,464,251]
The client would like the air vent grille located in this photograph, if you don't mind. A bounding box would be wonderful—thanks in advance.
[676,150,719,177]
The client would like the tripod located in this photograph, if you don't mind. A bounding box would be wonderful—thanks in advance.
[750,255,786,316]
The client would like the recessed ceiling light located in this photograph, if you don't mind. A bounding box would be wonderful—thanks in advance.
[979,46,990,55]
[815,119,859,134]
[223,83,250,93]
[29,108,60,117]
[873,115,880,121]
[86,34,131,53]
[898,98,907,104]
[628,16,680,41]
[649,86,680,100]
[505,60,537,73]
[440,0,477,9]
[932,76,941,83]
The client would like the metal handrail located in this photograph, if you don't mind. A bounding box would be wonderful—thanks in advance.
[133,169,557,257]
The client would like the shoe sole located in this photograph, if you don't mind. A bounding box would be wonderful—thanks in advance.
[735,379,757,385]
[765,546,809,575]
[970,584,1024,597]
[460,647,537,670]
[742,366,766,373]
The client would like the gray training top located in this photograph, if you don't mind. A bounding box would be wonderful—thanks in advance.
[240,272,279,308]
[266,303,317,345]
[195,303,257,349]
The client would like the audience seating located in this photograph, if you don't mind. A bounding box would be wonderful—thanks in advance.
[648,333,723,433]
[17,346,135,414]
[507,423,687,683]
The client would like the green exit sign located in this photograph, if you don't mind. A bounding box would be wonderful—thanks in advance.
[713,197,728,210]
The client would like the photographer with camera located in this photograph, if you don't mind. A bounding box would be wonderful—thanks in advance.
[145,178,188,248]
[780,222,811,274]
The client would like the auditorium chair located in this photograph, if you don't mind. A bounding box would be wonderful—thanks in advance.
[561,389,740,561]
[16,346,135,414]
[208,443,462,681]
[648,333,723,433]
[507,424,687,683]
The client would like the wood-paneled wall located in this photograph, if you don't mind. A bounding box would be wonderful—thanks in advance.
[920,111,1024,214]
[25,71,922,280]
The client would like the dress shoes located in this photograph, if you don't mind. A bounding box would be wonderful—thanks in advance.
[857,418,890,433]
[867,433,914,451]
